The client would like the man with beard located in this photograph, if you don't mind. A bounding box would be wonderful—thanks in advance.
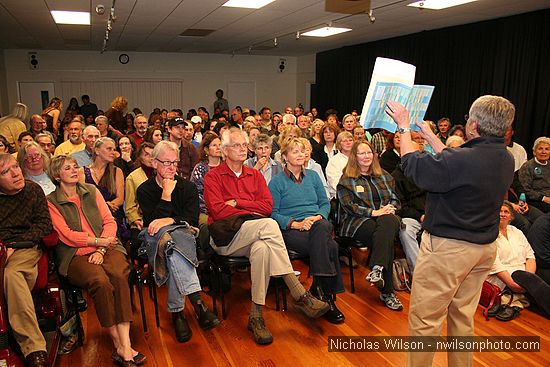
[53,118,85,156]
[130,114,148,149]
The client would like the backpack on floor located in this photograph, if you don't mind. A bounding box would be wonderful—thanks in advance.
[392,258,412,292]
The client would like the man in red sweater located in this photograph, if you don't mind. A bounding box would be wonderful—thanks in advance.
[204,129,329,345]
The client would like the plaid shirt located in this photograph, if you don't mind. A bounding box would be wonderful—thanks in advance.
[337,174,400,238]
[370,131,387,156]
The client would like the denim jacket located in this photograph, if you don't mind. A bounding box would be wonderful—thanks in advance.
[138,223,199,286]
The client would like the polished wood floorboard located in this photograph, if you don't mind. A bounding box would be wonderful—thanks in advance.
[55,254,549,367]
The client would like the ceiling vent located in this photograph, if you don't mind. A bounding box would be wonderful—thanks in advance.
[325,0,371,14]
[179,29,216,37]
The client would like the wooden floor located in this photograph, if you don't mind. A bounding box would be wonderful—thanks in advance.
[55,253,549,367]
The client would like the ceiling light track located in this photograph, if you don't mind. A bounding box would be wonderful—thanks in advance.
[228,1,412,55]
[101,0,117,53]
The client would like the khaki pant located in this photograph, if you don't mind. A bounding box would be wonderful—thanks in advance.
[4,247,46,357]
[407,232,496,367]
[211,218,294,305]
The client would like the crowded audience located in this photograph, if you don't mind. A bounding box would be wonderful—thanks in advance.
[1,91,548,367]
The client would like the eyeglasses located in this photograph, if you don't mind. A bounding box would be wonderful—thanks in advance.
[25,154,42,161]
[155,158,179,167]
[228,143,248,150]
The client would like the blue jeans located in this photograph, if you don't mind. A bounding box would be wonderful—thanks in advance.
[166,250,202,313]
[399,217,422,272]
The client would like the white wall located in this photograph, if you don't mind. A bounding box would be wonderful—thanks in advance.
[0,49,316,117]
[296,54,316,111]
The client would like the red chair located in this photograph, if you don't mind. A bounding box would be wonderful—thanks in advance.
[0,233,63,367]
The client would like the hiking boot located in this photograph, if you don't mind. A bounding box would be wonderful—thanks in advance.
[294,291,330,318]
[366,266,384,289]
[247,316,273,345]
[380,292,403,311]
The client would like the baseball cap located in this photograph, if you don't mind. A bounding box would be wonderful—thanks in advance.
[168,117,185,127]
[191,116,202,124]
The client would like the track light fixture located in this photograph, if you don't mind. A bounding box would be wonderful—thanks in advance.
[101,0,117,53]
[368,9,375,23]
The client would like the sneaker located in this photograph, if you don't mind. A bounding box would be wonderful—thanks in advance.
[380,292,403,311]
[294,291,330,318]
[247,316,273,345]
[366,266,384,288]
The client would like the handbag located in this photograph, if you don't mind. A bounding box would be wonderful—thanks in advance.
[392,258,412,292]
[208,213,264,247]
[479,281,511,320]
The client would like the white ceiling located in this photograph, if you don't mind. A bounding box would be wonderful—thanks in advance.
[0,0,548,56]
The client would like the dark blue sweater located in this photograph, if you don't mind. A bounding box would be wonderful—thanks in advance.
[401,136,513,244]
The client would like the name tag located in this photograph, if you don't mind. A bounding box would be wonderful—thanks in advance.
[356,186,365,193]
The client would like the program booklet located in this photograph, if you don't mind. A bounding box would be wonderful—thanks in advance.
[359,57,434,132]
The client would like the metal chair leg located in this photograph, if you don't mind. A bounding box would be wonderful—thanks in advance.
[219,266,227,320]
[348,247,355,293]
[275,278,281,311]
[136,275,148,333]
[148,271,160,327]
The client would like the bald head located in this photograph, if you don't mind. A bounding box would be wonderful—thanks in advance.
[83,125,100,151]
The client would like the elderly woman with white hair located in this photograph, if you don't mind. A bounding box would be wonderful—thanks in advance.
[518,136,550,213]
[244,133,282,184]
[17,141,56,195]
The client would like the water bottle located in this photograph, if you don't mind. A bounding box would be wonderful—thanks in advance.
[519,193,527,208]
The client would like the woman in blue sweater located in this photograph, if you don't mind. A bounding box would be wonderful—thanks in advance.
[269,138,345,324]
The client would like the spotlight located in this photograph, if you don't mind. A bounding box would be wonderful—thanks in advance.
[248,46,252,53]
[368,10,375,24]
[274,37,278,47]
[95,5,105,15]
[295,31,300,40]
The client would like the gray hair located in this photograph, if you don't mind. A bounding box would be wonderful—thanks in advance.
[35,133,54,144]
[282,113,296,125]
[92,137,116,159]
[221,128,249,148]
[252,134,272,150]
[0,152,16,168]
[95,115,109,124]
[469,95,515,137]
[151,140,179,160]
[83,125,100,137]
[533,136,550,152]
[17,141,50,175]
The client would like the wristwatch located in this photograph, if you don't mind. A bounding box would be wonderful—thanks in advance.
[398,127,411,134]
